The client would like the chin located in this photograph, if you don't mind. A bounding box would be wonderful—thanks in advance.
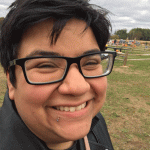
[57,119,92,142]
[61,128,90,142]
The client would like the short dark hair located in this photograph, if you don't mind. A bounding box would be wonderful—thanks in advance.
[0,0,111,86]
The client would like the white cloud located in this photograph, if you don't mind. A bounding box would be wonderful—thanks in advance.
[140,10,148,15]
[0,4,7,9]
[90,0,150,33]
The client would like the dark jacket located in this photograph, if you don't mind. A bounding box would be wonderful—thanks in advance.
[0,91,114,150]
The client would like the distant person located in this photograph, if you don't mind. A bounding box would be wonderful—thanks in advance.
[0,0,116,149]
[114,39,117,45]
[145,42,148,48]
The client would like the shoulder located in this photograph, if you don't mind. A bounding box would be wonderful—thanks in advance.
[95,112,108,130]
[87,112,114,150]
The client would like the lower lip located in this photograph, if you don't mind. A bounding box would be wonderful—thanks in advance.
[47,101,91,119]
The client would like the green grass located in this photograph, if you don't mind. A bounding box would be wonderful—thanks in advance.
[146,102,150,106]
[101,46,150,149]
[128,55,150,59]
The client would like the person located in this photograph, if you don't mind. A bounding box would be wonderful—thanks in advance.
[0,0,116,149]
[114,39,117,45]
[145,42,148,49]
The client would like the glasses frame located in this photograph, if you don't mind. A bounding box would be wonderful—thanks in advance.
[9,51,116,85]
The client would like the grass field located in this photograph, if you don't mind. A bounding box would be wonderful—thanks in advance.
[0,45,150,149]
[101,45,150,149]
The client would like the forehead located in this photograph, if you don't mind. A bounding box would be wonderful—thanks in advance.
[18,19,99,58]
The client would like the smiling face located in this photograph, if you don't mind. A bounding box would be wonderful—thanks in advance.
[7,19,107,149]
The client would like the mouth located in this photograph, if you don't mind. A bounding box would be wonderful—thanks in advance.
[53,102,87,112]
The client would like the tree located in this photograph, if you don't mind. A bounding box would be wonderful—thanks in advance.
[114,29,128,40]
[128,28,150,41]
[110,34,119,39]
[142,29,150,41]
[128,28,142,40]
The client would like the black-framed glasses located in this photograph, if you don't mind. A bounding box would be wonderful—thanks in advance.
[9,51,116,85]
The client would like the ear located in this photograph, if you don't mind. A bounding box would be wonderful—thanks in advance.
[6,72,15,100]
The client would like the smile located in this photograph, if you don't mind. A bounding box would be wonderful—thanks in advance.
[53,102,87,112]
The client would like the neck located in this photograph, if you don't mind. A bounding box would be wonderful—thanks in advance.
[46,141,74,150]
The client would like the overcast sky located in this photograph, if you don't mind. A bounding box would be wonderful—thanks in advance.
[0,0,149,34]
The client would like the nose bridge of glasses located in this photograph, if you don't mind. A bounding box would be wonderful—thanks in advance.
[64,57,83,78]
[66,57,82,72]
[67,57,81,66]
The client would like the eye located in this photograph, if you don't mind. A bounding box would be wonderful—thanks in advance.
[82,59,100,67]
[36,63,58,68]
[84,60,99,66]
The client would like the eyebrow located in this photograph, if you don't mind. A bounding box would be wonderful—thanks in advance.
[25,50,61,58]
[25,49,100,58]
[82,49,100,55]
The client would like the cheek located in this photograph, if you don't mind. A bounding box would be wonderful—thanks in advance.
[13,82,60,126]
[89,77,107,96]
[14,66,59,105]
[15,72,60,106]
[88,77,107,115]
[18,84,59,105]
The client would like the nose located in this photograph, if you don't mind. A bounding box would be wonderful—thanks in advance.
[58,64,90,96]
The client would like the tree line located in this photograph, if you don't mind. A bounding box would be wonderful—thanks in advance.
[111,28,150,41]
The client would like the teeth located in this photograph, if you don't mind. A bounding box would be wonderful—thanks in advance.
[60,106,64,111]
[64,107,69,112]
[55,102,86,112]
[76,105,82,111]
[81,103,86,109]
[70,107,76,112]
